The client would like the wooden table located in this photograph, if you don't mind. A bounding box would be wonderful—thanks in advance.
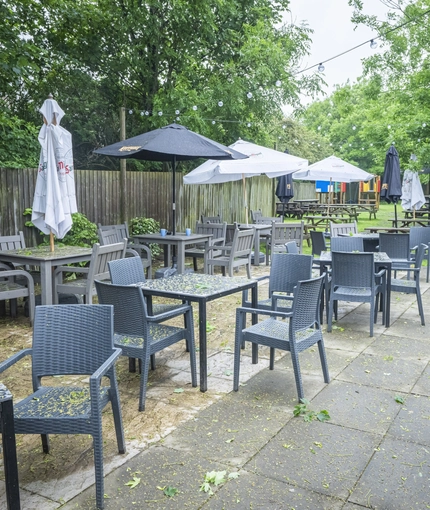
[305,215,351,229]
[364,226,410,234]
[0,246,93,305]
[134,233,212,274]
[390,217,430,228]
[138,273,258,392]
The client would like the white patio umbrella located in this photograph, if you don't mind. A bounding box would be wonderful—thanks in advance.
[401,169,425,216]
[32,95,78,251]
[293,155,373,211]
[184,139,308,221]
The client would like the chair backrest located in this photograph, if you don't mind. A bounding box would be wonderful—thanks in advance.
[271,221,304,253]
[269,253,313,295]
[230,228,255,259]
[0,232,26,251]
[291,274,325,333]
[330,222,358,237]
[378,233,410,260]
[225,223,238,246]
[255,216,283,225]
[310,230,326,257]
[95,280,148,337]
[251,210,263,223]
[98,227,121,245]
[32,305,115,381]
[409,226,430,250]
[98,223,130,242]
[201,215,222,224]
[194,222,227,248]
[414,243,428,272]
[85,241,127,291]
[330,236,364,252]
[331,251,375,288]
[285,241,299,253]
[108,256,146,285]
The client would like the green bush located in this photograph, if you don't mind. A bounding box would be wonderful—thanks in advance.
[129,216,161,257]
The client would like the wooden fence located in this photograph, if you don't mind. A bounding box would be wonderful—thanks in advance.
[0,167,315,246]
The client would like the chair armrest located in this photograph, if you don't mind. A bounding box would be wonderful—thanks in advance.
[0,348,32,374]
[210,237,226,247]
[206,245,231,256]
[236,306,293,319]
[90,348,122,384]
[272,294,293,310]
[128,242,152,261]
[126,248,140,258]
[0,262,14,271]
[374,269,386,278]
[147,304,192,322]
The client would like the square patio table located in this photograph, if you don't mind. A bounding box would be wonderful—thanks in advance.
[316,251,392,327]
[133,233,212,274]
[138,273,258,392]
[0,246,93,305]
[0,383,20,509]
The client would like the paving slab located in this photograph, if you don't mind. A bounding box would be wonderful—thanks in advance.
[337,353,426,392]
[381,316,427,339]
[364,334,430,362]
[310,380,402,435]
[387,393,430,446]
[201,469,344,510]
[411,363,430,396]
[349,435,430,509]
[323,329,377,353]
[249,419,380,500]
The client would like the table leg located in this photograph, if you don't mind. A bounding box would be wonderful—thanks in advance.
[253,231,261,266]
[198,300,208,392]
[1,398,21,510]
[251,283,259,364]
[385,262,391,327]
[41,262,53,305]
[176,241,185,274]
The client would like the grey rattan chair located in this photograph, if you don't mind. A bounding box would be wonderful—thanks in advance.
[205,228,255,278]
[391,243,427,325]
[310,230,327,257]
[409,227,430,282]
[234,274,329,401]
[330,236,364,252]
[378,233,410,275]
[95,280,197,411]
[285,241,299,253]
[330,221,358,237]
[0,304,125,510]
[242,253,312,313]
[266,221,304,265]
[185,222,227,271]
[54,241,127,304]
[98,223,152,278]
[327,252,386,337]
[0,268,35,324]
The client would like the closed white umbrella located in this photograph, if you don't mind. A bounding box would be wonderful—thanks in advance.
[32,95,77,251]
[401,170,425,213]
[184,140,308,220]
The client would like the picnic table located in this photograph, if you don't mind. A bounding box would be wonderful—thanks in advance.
[304,215,352,229]
[389,217,430,228]
[364,226,410,234]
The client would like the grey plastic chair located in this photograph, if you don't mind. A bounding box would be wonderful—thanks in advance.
[0,268,35,324]
[285,241,299,253]
[95,280,197,411]
[330,236,364,252]
[54,241,127,304]
[328,252,386,337]
[0,304,125,510]
[266,221,304,265]
[409,227,430,282]
[310,230,327,257]
[205,228,255,278]
[330,221,358,237]
[184,222,227,271]
[378,233,410,274]
[234,274,329,401]
[391,243,427,325]
[242,253,312,313]
[98,222,152,278]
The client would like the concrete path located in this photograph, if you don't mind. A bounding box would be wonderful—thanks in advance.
[60,276,430,510]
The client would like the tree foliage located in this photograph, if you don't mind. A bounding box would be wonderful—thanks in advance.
[0,0,323,170]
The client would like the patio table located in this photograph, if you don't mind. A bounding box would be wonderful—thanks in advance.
[0,383,20,510]
[316,251,392,327]
[138,273,258,392]
[133,233,212,274]
[0,246,93,305]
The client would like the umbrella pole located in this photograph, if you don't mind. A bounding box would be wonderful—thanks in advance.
[49,231,55,252]
[171,155,177,268]
[394,202,398,230]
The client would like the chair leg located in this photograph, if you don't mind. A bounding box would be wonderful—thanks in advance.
[41,434,50,454]
[110,380,126,455]
[9,298,18,318]
[150,354,156,371]
[416,289,425,326]
[187,326,197,388]
[317,339,330,383]
[129,357,136,372]
[193,257,198,272]
[269,348,275,370]
[246,263,251,279]
[290,350,304,402]
[92,427,105,509]
[327,298,335,332]
[138,355,151,412]
[233,327,243,391]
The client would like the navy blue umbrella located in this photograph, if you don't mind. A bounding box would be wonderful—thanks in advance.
[380,145,402,227]
[275,148,294,216]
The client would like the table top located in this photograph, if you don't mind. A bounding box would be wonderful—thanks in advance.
[364,227,410,233]
[0,245,92,262]
[138,273,256,299]
[238,224,271,231]
[319,251,391,263]
[0,382,12,402]
[134,233,212,242]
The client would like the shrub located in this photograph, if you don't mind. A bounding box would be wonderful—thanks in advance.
[129,216,161,257]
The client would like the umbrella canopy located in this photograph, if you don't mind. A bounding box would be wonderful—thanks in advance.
[32,96,78,250]
[292,155,373,183]
[401,169,425,211]
[183,140,308,184]
[94,123,247,235]
[275,173,294,204]
[380,145,402,204]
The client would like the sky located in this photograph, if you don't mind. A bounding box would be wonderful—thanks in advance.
[285,0,393,106]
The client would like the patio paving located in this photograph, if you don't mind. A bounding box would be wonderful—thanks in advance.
[1,264,429,509]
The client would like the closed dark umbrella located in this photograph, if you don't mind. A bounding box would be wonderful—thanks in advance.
[275,173,294,217]
[380,145,402,227]
[94,123,247,236]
